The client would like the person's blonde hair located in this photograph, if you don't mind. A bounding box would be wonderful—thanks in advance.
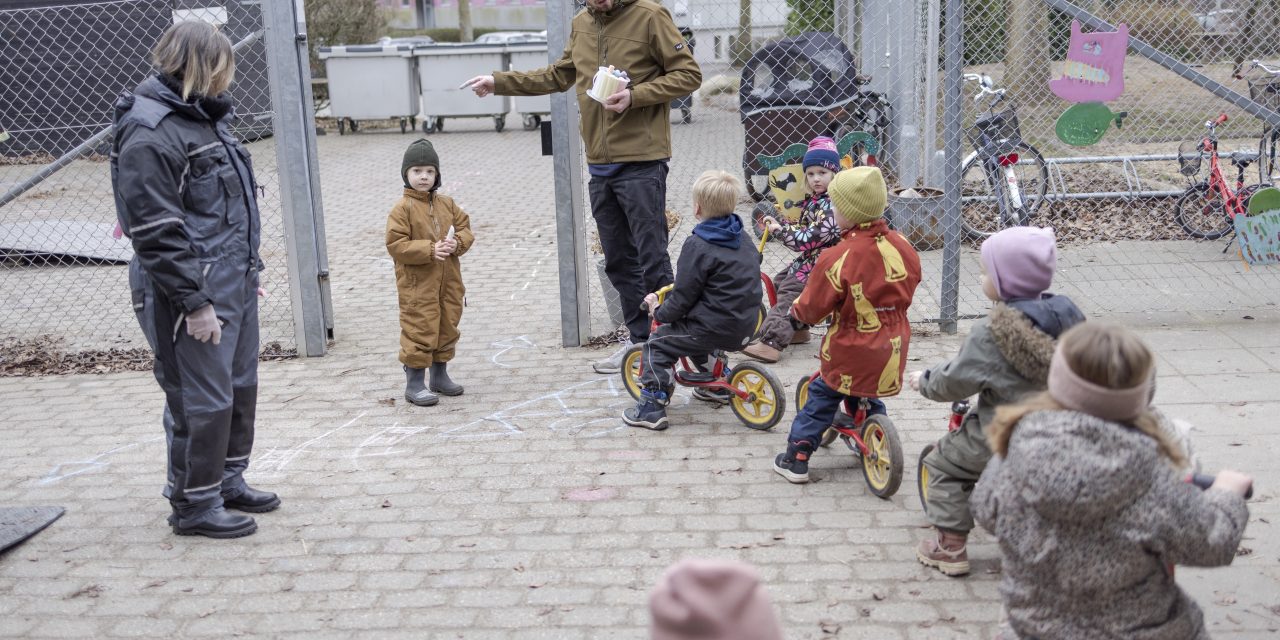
[152,21,236,100]
[987,323,1186,466]
[692,170,742,219]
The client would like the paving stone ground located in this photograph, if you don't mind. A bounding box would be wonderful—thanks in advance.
[2,114,1279,639]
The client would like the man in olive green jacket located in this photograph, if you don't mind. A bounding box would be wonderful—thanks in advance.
[464,0,702,374]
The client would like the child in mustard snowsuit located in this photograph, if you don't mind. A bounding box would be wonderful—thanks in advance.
[386,139,474,407]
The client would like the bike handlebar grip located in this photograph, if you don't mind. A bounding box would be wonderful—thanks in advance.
[1188,472,1253,499]
[1216,113,1229,124]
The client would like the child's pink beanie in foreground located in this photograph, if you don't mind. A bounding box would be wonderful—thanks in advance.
[649,559,783,640]
[980,226,1058,300]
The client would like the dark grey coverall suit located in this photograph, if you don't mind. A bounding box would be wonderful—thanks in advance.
[110,76,262,526]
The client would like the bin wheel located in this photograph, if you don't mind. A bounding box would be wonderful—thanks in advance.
[348,118,359,133]
[422,117,437,134]
[494,115,506,132]
[399,117,408,134]
[337,119,345,135]
[681,107,692,124]
[522,114,541,131]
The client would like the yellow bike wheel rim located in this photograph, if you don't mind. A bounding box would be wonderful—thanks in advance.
[920,466,929,503]
[623,348,644,399]
[731,368,778,426]
[862,422,893,490]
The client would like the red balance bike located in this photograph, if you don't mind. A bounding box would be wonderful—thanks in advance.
[916,400,971,513]
[621,284,786,431]
[794,372,905,498]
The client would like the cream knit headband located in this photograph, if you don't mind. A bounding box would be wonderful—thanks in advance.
[1047,345,1152,423]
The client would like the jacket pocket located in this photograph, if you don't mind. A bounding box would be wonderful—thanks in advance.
[183,151,230,234]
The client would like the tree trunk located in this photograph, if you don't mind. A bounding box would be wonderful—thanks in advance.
[733,0,753,67]
[1005,0,1049,105]
[458,0,474,42]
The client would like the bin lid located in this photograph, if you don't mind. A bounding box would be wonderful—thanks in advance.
[319,44,414,58]
[411,43,508,55]
[506,43,550,53]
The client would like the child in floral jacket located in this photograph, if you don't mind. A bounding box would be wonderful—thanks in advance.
[742,137,843,364]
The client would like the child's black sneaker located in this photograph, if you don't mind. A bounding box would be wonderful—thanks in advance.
[623,389,669,431]
[773,440,815,484]
[692,386,734,404]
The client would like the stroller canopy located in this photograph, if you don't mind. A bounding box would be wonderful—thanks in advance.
[739,32,859,119]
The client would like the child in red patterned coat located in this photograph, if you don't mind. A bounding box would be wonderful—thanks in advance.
[772,166,922,484]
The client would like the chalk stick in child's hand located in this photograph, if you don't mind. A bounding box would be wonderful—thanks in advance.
[446,225,455,241]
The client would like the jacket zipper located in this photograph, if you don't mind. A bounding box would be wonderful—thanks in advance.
[596,15,612,163]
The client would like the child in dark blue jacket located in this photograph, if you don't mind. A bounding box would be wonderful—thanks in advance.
[623,170,763,431]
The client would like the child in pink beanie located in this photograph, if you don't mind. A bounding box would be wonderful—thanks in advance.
[907,226,1085,577]
[649,558,783,640]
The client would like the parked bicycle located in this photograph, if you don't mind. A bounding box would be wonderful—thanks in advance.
[960,74,1049,240]
[1174,113,1268,241]
[1238,59,1280,184]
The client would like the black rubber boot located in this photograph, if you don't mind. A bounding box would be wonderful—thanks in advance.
[405,366,439,406]
[429,362,464,396]
[224,486,281,513]
[172,506,257,539]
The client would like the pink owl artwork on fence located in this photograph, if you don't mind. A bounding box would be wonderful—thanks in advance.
[1050,20,1128,103]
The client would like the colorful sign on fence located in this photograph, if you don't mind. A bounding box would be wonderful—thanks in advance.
[1238,187,1280,265]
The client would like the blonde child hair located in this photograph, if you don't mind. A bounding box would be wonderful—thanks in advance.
[987,323,1187,467]
[692,170,742,219]
[152,21,236,99]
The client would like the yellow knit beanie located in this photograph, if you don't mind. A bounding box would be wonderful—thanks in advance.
[828,166,887,225]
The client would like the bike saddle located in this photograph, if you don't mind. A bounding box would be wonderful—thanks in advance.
[832,411,855,428]
[1231,151,1258,167]
[679,370,717,383]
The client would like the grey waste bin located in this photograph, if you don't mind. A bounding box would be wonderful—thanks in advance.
[507,43,552,131]
[413,43,510,133]
[318,44,419,135]
[886,187,945,250]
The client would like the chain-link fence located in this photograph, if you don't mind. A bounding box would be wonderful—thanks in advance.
[0,0,299,371]
[569,0,1280,342]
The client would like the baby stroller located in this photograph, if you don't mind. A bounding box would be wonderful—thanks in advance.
[671,27,696,124]
[740,32,891,233]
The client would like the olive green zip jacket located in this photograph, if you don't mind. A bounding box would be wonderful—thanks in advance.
[492,0,701,164]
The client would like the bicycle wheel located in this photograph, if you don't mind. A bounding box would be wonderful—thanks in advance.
[728,362,785,431]
[859,415,904,499]
[1260,127,1280,184]
[960,142,1048,240]
[1174,183,1232,240]
[917,443,935,514]
[620,344,645,401]
[753,302,769,341]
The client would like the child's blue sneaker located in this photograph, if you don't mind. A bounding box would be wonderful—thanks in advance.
[773,439,815,483]
[623,389,669,431]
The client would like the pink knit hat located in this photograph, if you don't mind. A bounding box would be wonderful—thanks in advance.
[802,136,841,172]
[980,226,1058,300]
[650,559,783,640]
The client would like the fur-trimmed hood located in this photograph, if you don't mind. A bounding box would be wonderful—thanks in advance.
[988,294,1085,383]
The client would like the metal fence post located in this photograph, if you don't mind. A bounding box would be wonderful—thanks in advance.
[548,1,590,347]
[261,0,332,356]
[938,0,963,334]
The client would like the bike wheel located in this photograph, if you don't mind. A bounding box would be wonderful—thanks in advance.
[620,344,645,401]
[860,415,904,499]
[1260,127,1280,184]
[917,443,935,514]
[1174,183,1232,240]
[729,362,785,431]
[960,142,1048,240]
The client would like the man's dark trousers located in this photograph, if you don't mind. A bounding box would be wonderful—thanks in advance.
[590,161,674,343]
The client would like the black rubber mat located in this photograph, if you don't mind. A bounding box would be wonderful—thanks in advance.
[0,506,65,554]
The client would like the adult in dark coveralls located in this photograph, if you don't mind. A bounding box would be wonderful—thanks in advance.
[110,21,278,539]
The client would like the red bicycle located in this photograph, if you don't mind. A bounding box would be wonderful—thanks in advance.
[1175,113,1269,241]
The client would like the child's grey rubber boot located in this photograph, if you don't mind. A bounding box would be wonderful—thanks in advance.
[404,366,439,406]
[429,362,464,396]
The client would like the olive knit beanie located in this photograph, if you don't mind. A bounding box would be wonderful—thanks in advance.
[828,166,887,225]
[402,138,441,190]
